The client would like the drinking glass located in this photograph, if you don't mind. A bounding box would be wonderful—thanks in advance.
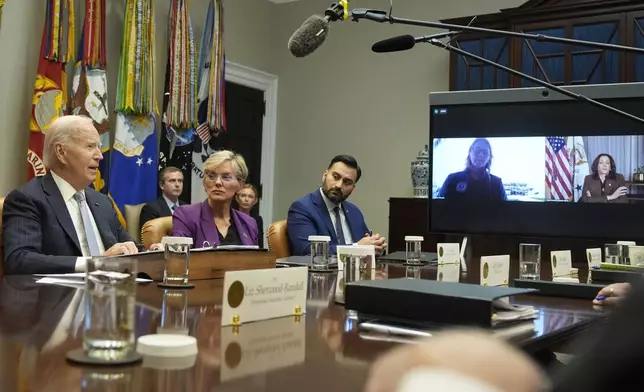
[84,257,137,360]
[519,243,541,280]
[162,236,193,285]
[309,235,331,270]
[405,236,423,265]
[605,243,624,264]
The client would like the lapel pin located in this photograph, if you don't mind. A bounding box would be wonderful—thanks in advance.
[243,233,248,239]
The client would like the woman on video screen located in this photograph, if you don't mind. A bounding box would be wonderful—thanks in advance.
[437,138,507,202]
[582,153,627,203]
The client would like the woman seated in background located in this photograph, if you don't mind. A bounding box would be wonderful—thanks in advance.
[172,150,259,247]
[235,184,264,247]
[582,153,627,203]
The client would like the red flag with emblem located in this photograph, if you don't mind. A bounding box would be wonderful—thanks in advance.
[27,0,75,179]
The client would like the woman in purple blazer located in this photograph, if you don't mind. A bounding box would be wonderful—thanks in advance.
[172,150,259,247]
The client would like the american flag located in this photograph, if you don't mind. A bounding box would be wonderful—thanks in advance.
[546,136,572,200]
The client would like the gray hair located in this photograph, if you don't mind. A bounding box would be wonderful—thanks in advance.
[43,115,95,168]
[203,150,248,181]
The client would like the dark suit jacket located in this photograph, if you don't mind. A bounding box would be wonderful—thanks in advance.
[172,200,259,247]
[2,173,142,275]
[253,213,264,248]
[287,190,370,256]
[581,173,627,203]
[139,196,187,232]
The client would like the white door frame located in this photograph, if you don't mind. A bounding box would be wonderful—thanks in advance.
[225,61,278,232]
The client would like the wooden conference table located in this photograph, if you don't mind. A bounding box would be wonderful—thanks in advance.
[0,260,609,391]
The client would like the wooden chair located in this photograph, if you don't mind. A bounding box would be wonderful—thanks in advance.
[141,216,173,249]
[267,220,291,258]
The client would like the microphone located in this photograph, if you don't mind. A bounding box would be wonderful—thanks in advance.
[288,1,350,57]
[371,32,458,53]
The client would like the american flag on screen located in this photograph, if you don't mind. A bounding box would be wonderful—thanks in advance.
[546,136,573,200]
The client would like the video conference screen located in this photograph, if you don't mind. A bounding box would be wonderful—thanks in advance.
[429,96,644,240]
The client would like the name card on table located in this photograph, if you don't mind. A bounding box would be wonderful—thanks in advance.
[220,316,306,382]
[628,246,644,266]
[337,245,376,279]
[586,248,602,269]
[221,267,308,326]
[480,255,510,287]
[550,250,573,279]
[437,243,460,264]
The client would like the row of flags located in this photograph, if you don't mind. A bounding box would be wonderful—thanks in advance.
[26,0,227,228]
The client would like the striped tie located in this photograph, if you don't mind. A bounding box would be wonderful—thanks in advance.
[73,192,101,256]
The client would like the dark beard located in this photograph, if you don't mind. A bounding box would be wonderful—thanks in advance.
[323,187,344,204]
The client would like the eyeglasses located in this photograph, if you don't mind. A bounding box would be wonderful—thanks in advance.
[204,172,236,183]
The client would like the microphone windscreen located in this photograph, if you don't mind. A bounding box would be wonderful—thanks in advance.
[288,15,329,58]
[372,35,416,53]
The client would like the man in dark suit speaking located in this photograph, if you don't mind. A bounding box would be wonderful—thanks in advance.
[139,166,187,232]
[2,115,161,275]
[287,155,387,256]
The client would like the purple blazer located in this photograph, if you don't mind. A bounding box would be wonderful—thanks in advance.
[172,201,259,247]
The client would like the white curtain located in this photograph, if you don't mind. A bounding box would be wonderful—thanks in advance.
[584,136,644,180]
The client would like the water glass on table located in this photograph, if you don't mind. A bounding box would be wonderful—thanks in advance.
[519,243,541,280]
[161,236,194,285]
[309,235,331,270]
[84,257,138,360]
[405,236,424,265]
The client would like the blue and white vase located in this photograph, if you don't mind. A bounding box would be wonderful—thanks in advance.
[411,145,429,198]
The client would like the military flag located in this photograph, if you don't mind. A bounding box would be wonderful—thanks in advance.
[27,0,75,179]
[109,0,158,222]
[158,0,198,204]
[191,0,227,202]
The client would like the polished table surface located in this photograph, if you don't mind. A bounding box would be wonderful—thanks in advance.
[0,263,609,391]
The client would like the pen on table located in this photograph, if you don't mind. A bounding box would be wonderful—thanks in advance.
[359,322,432,338]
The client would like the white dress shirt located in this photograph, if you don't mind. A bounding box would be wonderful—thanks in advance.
[51,171,106,271]
[320,188,353,244]
[163,194,179,214]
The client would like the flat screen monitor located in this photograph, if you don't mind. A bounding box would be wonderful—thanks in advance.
[429,82,644,241]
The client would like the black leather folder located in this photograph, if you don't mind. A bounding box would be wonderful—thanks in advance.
[512,279,605,299]
[344,279,536,328]
[589,269,642,284]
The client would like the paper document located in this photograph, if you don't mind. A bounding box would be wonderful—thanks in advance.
[34,273,152,286]
[491,298,538,326]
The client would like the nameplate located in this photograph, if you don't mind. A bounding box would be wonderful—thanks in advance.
[437,243,460,264]
[629,245,644,266]
[337,245,376,279]
[586,248,601,269]
[221,267,308,326]
[480,255,509,286]
[220,316,306,381]
[550,250,572,278]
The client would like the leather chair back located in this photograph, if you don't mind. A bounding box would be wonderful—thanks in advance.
[0,197,5,277]
[124,203,145,242]
[267,220,291,258]
[141,216,173,249]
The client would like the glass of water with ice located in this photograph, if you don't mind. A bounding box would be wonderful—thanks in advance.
[309,235,331,270]
[84,257,137,360]
[519,243,541,280]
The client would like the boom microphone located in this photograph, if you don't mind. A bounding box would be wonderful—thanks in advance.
[372,32,458,53]
[288,1,350,57]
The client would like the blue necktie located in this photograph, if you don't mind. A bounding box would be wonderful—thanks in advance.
[333,206,346,245]
[73,192,101,256]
